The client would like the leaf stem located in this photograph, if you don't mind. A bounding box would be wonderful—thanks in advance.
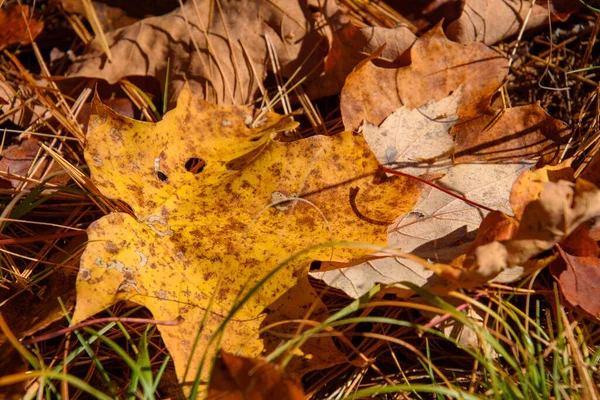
[381,167,496,212]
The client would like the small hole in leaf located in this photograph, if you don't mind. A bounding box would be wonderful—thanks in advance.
[156,171,168,182]
[185,157,206,174]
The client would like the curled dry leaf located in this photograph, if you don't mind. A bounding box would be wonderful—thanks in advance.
[0,5,44,50]
[465,179,600,283]
[509,160,574,220]
[75,86,423,383]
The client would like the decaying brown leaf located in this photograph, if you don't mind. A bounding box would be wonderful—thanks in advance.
[67,0,340,107]
[66,0,423,108]
[552,242,600,321]
[0,138,69,188]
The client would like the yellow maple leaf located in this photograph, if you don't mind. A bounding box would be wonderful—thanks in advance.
[74,87,422,383]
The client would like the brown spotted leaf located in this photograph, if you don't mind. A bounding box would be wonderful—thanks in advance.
[74,86,423,383]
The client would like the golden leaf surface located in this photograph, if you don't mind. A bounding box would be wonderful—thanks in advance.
[74,87,423,382]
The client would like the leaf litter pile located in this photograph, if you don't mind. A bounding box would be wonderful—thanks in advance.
[1,0,600,398]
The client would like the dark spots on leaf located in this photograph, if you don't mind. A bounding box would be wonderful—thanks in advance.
[126,183,142,194]
[203,272,215,281]
[240,180,251,189]
[190,229,202,238]
[269,162,283,177]
[217,288,228,301]
[105,242,119,254]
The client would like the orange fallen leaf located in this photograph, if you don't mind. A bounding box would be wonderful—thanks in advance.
[509,160,574,220]
[341,24,508,132]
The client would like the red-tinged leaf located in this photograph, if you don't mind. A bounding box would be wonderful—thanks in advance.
[559,225,600,257]
[0,5,44,50]
[552,247,600,321]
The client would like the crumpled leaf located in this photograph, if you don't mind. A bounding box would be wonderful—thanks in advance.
[0,5,44,51]
[465,179,600,283]
[208,351,305,400]
[509,160,574,220]
[74,86,423,383]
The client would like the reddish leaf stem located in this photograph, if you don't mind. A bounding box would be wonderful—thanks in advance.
[382,167,495,212]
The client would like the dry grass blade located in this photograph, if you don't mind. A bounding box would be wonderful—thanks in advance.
[80,0,112,62]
